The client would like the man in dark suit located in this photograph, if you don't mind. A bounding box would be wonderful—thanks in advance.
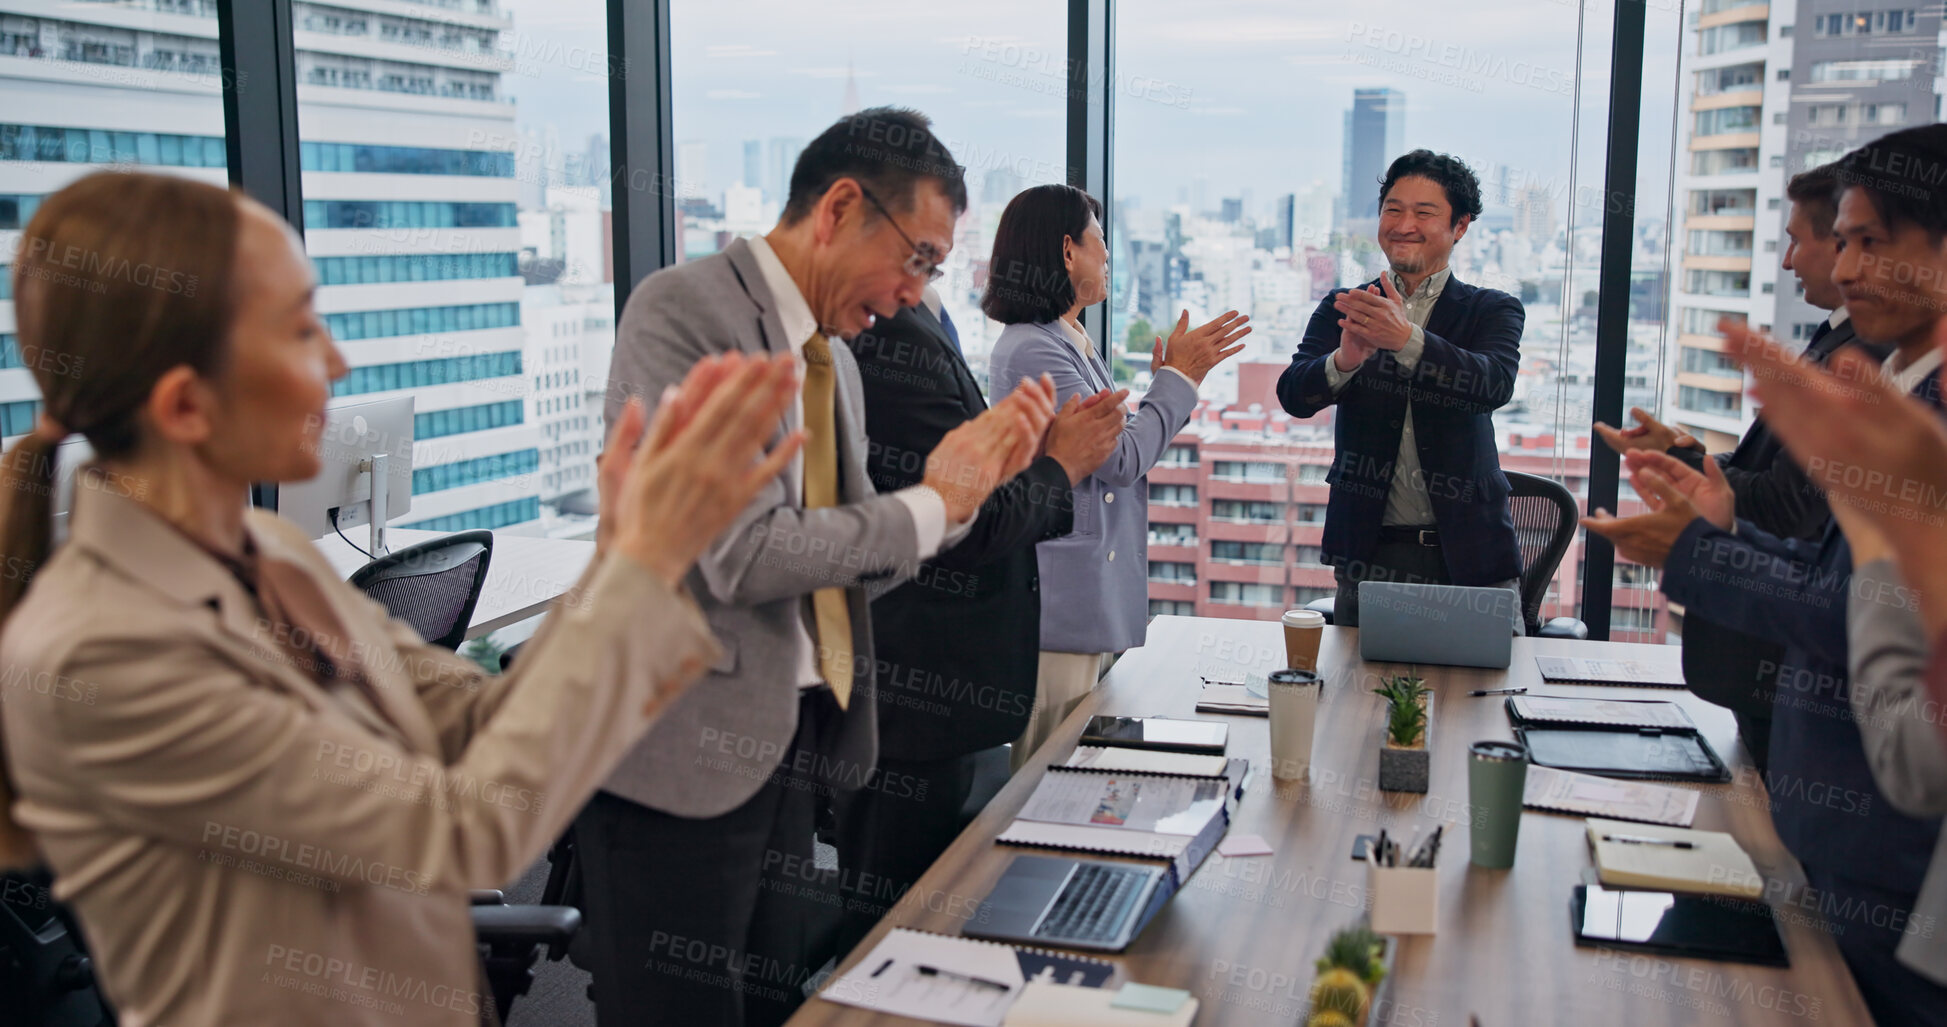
[1277,150,1524,627]
[1586,125,1947,1027]
[836,288,1124,952]
[1594,161,1885,771]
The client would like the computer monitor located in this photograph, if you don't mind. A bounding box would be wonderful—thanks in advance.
[276,396,415,554]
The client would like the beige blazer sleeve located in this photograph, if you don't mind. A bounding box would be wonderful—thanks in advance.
[44,552,719,894]
[335,553,600,765]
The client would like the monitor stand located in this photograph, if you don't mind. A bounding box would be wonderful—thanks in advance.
[366,452,389,557]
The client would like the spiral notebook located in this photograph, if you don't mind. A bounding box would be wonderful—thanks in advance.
[997,770,1232,882]
[1508,695,1696,730]
[819,928,1115,1026]
[1059,747,1253,802]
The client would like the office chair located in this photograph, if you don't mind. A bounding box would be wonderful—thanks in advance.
[0,867,113,1027]
[1504,470,1587,638]
[349,529,494,650]
[1297,471,1587,638]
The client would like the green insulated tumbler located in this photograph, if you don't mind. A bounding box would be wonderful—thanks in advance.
[1468,740,1528,868]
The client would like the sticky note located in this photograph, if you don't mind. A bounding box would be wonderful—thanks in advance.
[1111,982,1193,1013]
[1218,833,1274,857]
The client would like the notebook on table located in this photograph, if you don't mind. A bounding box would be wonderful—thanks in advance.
[1003,979,1200,1026]
[820,927,1114,1026]
[1536,653,1686,688]
[1584,817,1764,898]
[1508,695,1696,730]
[997,771,1232,881]
[1060,747,1253,802]
[1195,679,1268,716]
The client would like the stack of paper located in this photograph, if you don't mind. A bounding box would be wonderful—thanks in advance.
[820,928,1115,1027]
[1524,766,1700,827]
[821,928,1195,1027]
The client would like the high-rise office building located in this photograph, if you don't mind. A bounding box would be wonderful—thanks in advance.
[1274,193,1295,250]
[742,138,762,189]
[766,135,804,206]
[1512,183,1557,248]
[1667,2,1788,449]
[1774,1,1944,344]
[582,131,612,205]
[675,139,708,202]
[1338,87,1405,236]
[0,0,572,534]
[1666,0,1944,450]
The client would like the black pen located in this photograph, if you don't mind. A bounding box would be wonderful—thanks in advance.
[1603,833,1695,849]
[1470,687,1527,697]
[916,964,1012,992]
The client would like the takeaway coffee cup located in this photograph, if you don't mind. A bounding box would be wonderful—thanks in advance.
[1268,669,1323,780]
[1282,608,1326,672]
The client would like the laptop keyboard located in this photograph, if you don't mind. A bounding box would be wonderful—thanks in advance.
[1033,862,1148,945]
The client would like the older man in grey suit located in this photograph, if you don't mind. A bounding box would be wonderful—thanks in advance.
[579,107,1053,1027]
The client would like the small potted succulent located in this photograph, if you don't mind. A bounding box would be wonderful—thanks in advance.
[1305,923,1391,1027]
[1372,675,1431,793]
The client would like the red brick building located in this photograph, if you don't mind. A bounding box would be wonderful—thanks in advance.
[1141,361,1671,643]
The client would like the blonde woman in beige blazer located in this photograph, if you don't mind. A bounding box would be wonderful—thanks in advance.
[0,172,803,1026]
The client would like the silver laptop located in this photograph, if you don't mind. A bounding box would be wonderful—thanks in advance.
[1358,581,1522,669]
[965,854,1171,953]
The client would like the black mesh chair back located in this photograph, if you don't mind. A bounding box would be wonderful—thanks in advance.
[1505,471,1578,635]
[348,530,493,650]
[0,867,114,1027]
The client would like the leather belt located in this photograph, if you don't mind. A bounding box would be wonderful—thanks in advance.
[1377,526,1441,547]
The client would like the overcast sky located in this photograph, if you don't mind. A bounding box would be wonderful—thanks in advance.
[502,0,1686,225]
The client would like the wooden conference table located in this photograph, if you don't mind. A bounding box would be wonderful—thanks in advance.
[788,616,1872,1026]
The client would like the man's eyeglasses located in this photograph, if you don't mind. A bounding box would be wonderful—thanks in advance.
[858,184,946,283]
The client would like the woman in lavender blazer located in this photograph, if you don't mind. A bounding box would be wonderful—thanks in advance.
[984,184,1251,767]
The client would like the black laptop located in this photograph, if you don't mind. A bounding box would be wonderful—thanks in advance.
[964,854,1175,953]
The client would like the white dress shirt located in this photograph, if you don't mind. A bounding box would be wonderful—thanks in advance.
[749,235,960,688]
[1886,338,1945,396]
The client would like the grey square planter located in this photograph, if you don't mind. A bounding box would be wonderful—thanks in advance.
[1378,745,1429,793]
[1376,693,1431,793]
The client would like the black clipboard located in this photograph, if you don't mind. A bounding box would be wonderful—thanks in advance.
[1509,699,1732,783]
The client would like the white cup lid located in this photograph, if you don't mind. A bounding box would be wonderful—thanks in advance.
[1282,609,1326,629]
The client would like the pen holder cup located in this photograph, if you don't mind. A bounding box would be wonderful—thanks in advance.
[1367,863,1438,935]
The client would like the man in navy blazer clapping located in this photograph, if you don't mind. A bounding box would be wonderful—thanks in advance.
[1277,150,1524,626]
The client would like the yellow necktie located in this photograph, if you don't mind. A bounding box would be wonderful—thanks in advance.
[801,333,853,709]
